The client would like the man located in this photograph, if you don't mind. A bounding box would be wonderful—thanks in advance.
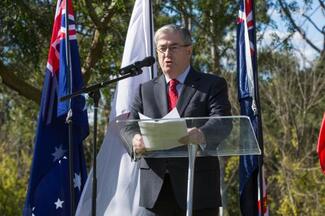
[125,24,231,215]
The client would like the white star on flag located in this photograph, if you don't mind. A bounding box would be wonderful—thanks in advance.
[54,198,64,209]
[58,156,68,164]
[52,145,66,162]
[74,173,81,191]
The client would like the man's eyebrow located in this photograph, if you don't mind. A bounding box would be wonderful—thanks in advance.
[158,43,180,47]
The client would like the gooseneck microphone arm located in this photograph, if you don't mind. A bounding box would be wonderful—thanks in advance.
[61,70,134,101]
[119,56,155,75]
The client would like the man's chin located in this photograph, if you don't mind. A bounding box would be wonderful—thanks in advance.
[163,67,173,74]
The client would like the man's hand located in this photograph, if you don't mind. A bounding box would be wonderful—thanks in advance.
[132,134,146,155]
[179,127,206,145]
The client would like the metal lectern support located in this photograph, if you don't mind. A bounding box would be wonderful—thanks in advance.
[186,144,198,216]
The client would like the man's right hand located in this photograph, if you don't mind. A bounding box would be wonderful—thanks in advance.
[132,134,146,155]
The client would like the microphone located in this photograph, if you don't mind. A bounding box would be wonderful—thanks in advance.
[119,56,155,75]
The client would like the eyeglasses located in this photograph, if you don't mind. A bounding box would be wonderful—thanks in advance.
[156,44,191,54]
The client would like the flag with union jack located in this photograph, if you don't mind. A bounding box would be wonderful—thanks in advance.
[237,0,268,215]
[23,0,89,215]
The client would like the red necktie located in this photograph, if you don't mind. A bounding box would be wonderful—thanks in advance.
[168,79,179,111]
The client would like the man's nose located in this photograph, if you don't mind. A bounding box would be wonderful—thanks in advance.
[165,48,173,57]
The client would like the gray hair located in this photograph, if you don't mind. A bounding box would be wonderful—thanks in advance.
[154,24,192,45]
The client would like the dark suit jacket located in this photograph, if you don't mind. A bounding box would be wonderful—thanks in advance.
[126,67,231,210]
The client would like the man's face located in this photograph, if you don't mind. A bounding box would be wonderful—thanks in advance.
[156,32,192,79]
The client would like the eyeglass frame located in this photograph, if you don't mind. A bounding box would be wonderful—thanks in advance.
[156,44,191,54]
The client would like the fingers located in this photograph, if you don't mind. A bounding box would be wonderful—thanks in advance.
[132,134,146,155]
[189,128,206,144]
[178,135,189,144]
[178,127,206,145]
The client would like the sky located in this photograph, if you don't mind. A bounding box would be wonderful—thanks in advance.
[262,0,323,67]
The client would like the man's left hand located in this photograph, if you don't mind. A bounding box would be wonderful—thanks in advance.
[178,127,206,145]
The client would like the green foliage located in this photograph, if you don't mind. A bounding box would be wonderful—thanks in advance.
[0,85,38,214]
[222,156,240,215]
[0,147,31,216]
[259,50,325,215]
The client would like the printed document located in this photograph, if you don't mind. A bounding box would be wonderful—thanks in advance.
[138,108,187,151]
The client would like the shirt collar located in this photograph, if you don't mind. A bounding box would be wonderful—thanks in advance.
[165,65,191,84]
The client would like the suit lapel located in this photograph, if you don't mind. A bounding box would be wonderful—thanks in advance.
[154,75,169,116]
[177,68,201,116]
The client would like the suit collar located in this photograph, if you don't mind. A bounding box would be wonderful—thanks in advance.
[176,67,201,116]
[154,75,169,116]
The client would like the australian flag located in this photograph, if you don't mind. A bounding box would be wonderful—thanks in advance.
[237,0,268,215]
[23,0,89,215]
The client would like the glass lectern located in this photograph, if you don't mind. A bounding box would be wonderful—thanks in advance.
[116,116,261,216]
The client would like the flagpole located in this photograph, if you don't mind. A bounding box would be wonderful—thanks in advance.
[64,0,76,215]
[149,0,154,80]
[251,0,265,214]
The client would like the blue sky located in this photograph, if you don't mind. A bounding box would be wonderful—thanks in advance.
[263,0,323,66]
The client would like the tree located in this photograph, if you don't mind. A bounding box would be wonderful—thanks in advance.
[276,0,324,56]
[259,49,325,215]
[258,1,325,213]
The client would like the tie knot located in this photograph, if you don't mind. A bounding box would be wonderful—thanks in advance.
[170,79,179,87]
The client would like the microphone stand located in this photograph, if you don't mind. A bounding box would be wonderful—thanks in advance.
[60,68,143,216]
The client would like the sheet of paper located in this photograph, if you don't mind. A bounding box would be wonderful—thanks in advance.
[138,108,187,151]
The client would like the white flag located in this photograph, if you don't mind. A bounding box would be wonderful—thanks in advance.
[76,0,156,215]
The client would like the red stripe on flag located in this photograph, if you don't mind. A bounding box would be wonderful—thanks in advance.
[46,0,76,76]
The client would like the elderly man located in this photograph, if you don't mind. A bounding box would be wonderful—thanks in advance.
[127,24,231,216]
